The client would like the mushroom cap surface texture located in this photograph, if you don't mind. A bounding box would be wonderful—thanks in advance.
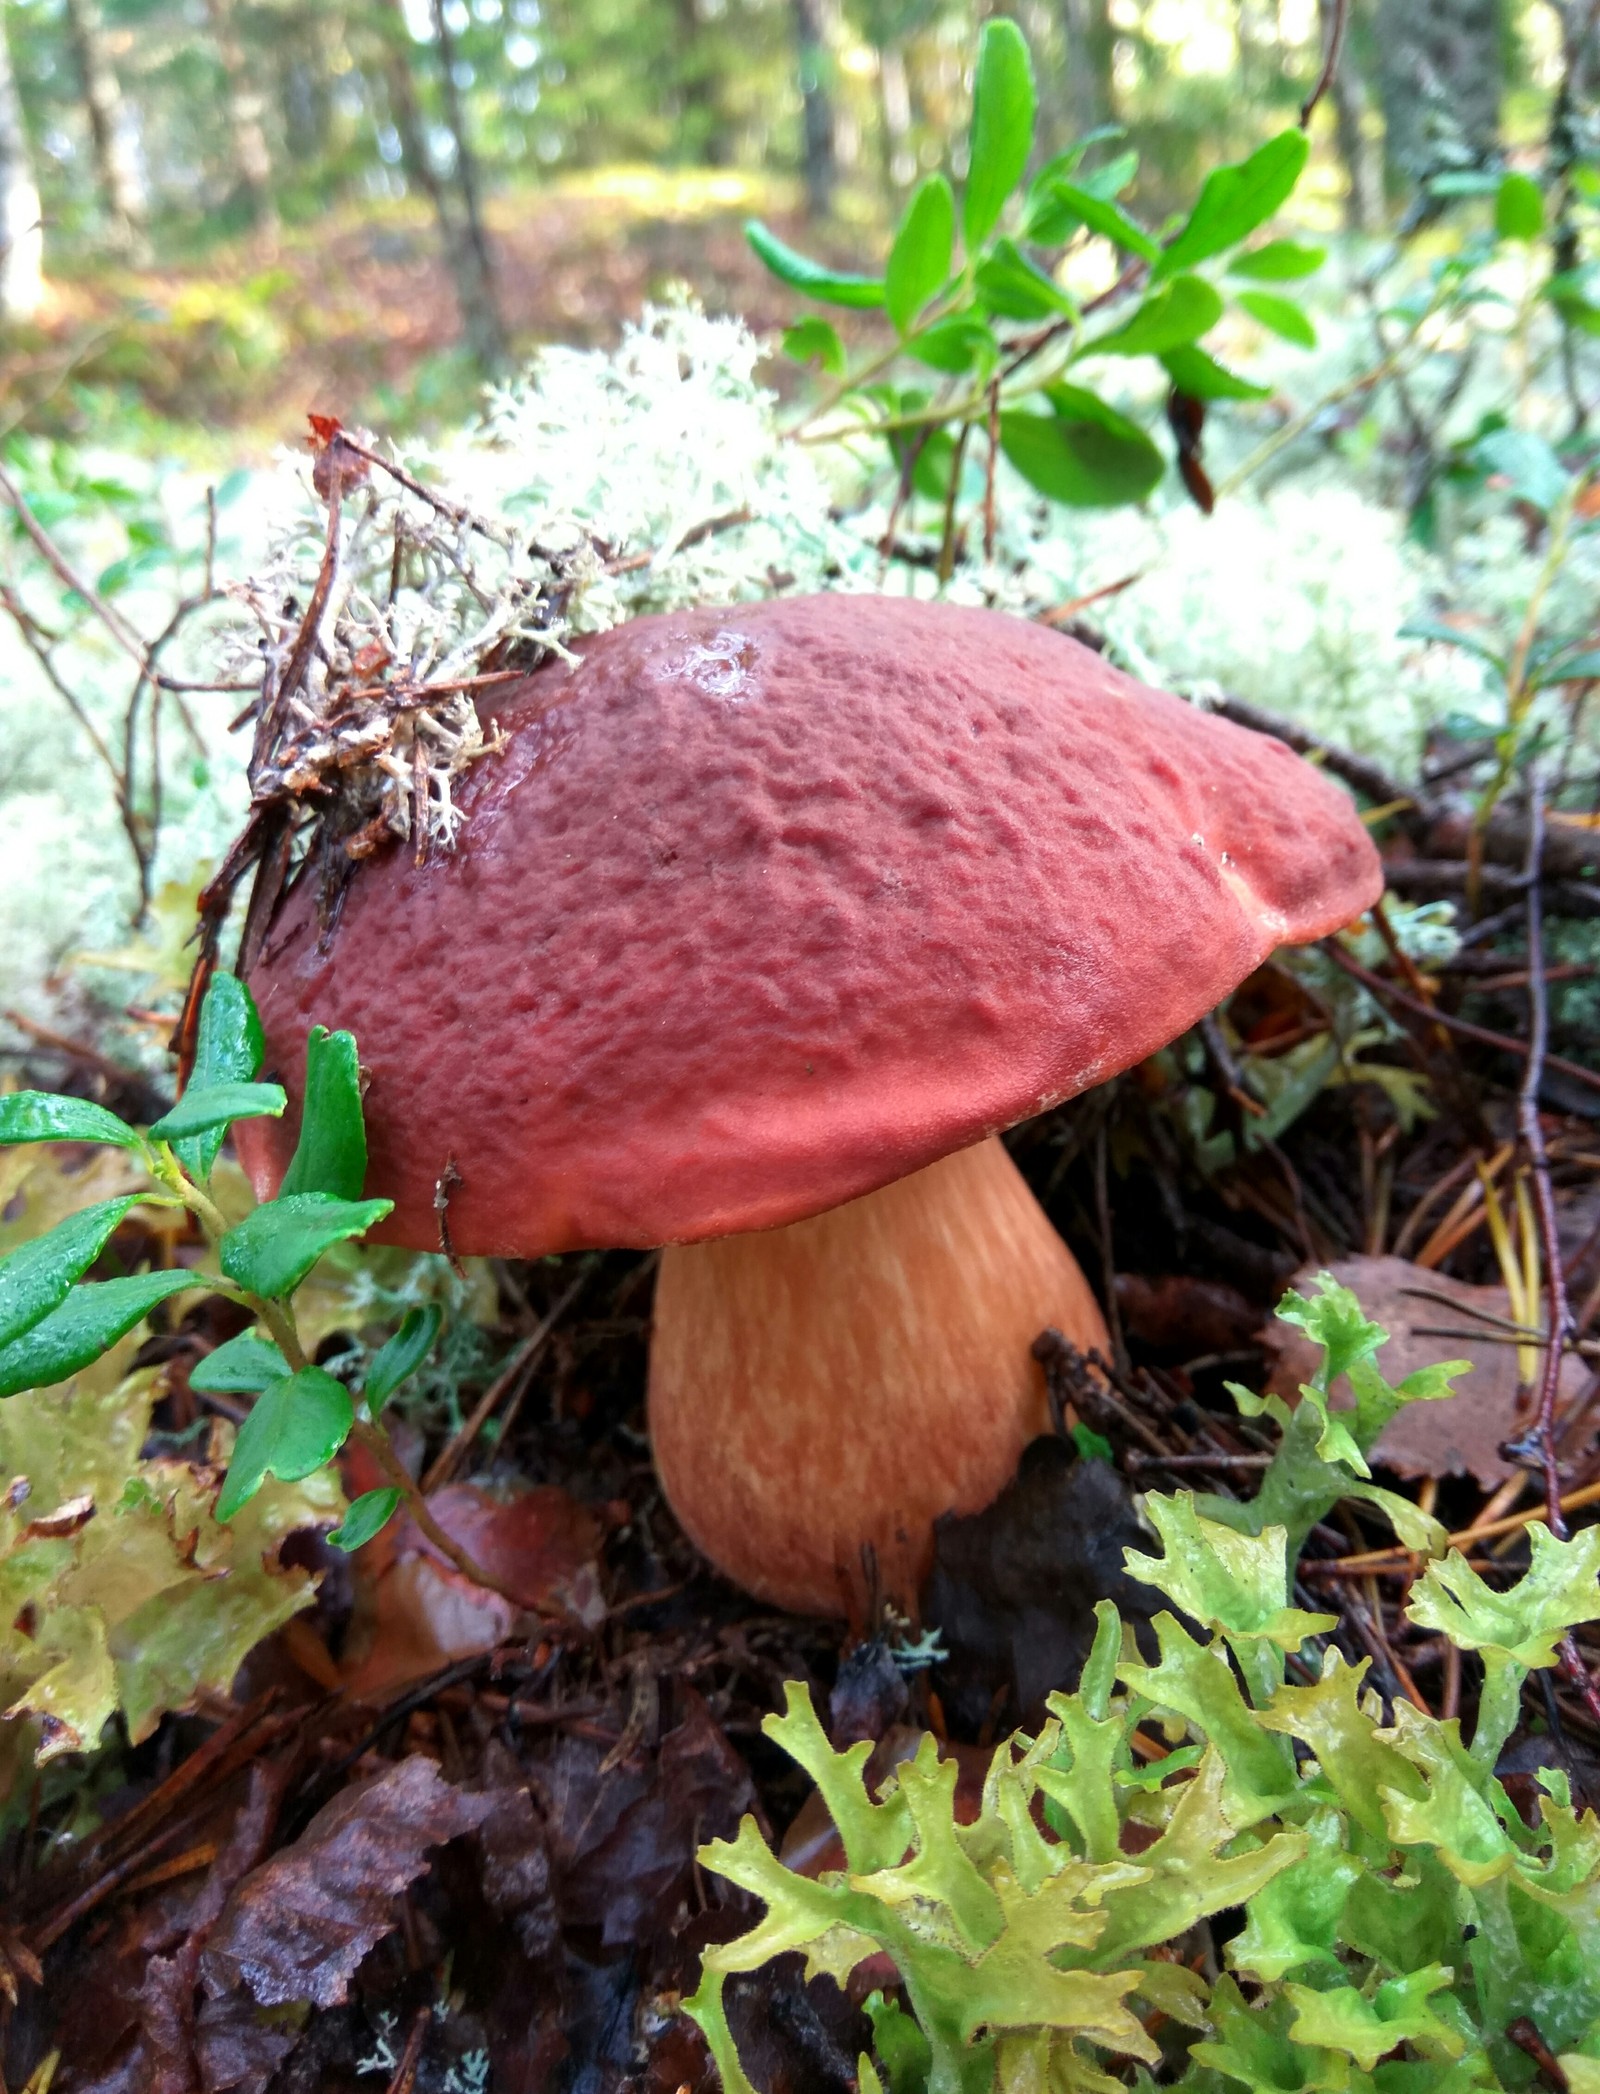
[238,593,1382,1254]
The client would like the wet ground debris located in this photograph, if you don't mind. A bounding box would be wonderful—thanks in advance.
[4,702,1600,2085]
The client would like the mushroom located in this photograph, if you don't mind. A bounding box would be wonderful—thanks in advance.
[236,595,1381,1615]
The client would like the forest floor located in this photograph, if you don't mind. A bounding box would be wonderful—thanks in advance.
[10,170,864,444]
[5,693,1600,2090]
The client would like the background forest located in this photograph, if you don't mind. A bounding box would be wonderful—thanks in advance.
[0,0,1569,412]
[2,0,1597,1022]
[7,5,1600,2091]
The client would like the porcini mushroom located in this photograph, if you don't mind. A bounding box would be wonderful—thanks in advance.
[236,595,1381,1615]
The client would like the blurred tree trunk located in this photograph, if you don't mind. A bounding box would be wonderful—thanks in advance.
[371,0,506,375]
[878,39,914,191]
[1374,0,1504,189]
[671,0,732,164]
[1056,0,1115,139]
[0,4,43,321]
[373,0,442,205]
[426,0,507,372]
[1319,0,1383,232]
[793,0,837,216]
[278,7,336,174]
[61,0,149,260]
[203,0,279,235]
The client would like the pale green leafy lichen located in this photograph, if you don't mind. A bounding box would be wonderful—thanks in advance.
[687,1276,1600,2094]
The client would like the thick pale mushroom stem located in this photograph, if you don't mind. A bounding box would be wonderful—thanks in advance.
[647,1135,1110,1617]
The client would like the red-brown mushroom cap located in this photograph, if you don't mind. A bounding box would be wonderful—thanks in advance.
[237,593,1381,1251]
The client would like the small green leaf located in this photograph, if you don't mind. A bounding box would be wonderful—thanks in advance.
[1274,1276,1386,1390]
[1285,1967,1462,2073]
[1236,289,1317,347]
[863,1993,931,2094]
[1071,1421,1114,1463]
[1124,1496,1337,1653]
[219,1193,393,1301]
[1407,1525,1600,1668]
[1547,266,1600,336]
[782,318,845,373]
[1375,1702,1517,1888]
[1161,344,1271,401]
[1476,425,1571,514]
[189,1331,291,1395]
[907,314,998,374]
[1398,618,1508,673]
[1086,274,1223,357]
[0,1092,141,1150]
[215,1364,355,1520]
[973,238,1075,319]
[763,1680,911,1876]
[1118,1616,1299,1824]
[175,972,265,1181]
[886,174,954,334]
[1000,386,1164,507]
[0,1195,142,1351]
[1092,1749,1306,1957]
[1542,648,1600,685]
[1257,1650,1425,1840]
[1025,178,1158,261]
[1228,1808,1361,1981]
[964,18,1034,251]
[0,1270,196,1398]
[1495,170,1544,242]
[1156,130,1309,279]
[328,1486,401,1551]
[278,1027,367,1200]
[364,1304,442,1411]
[1229,239,1326,280]
[744,221,884,308]
[147,1081,286,1144]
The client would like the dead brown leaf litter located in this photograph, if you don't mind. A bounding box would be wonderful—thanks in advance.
[6,701,1600,2086]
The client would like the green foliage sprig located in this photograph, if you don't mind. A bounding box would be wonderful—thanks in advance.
[748,20,1324,550]
[0,971,443,1559]
[687,1277,1600,2094]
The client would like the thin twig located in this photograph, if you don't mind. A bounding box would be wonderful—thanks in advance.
[0,458,247,697]
[1516,790,1575,1532]
[1093,1125,1126,1370]
[348,1420,549,1616]
[1301,0,1348,125]
[604,505,754,575]
[422,1264,591,1492]
[1322,940,1600,1097]
[983,381,1000,564]
[1304,1476,1600,1574]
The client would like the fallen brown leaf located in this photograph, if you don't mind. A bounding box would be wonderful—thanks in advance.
[338,1476,606,1698]
[474,1739,559,1963]
[533,1687,758,1950]
[192,1990,300,2094]
[199,1756,495,2009]
[1114,1272,1260,1357]
[1265,1254,1591,1487]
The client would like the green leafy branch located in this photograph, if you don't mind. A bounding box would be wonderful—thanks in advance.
[747,19,1325,562]
[687,1276,1600,2094]
[0,970,507,1594]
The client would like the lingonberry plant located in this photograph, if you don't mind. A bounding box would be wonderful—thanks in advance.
[688,1279,1600,2094]
[751,18,1326,559]
[0,971,441,1558]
